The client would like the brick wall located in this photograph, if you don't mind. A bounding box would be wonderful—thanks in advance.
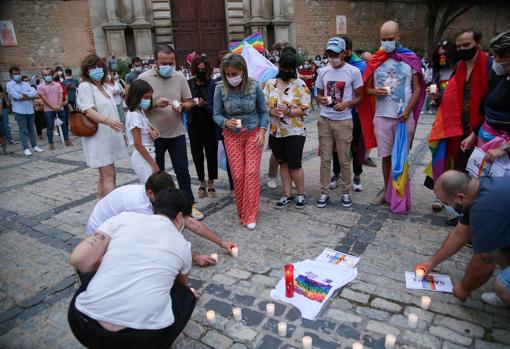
[294,0,510,58]
[0,0,95,79]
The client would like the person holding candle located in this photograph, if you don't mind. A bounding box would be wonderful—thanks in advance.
[68,188,196,348]
[263,53,311,209]
[415,170,510,307]
[213,54,269,230]
[85,171,238,269]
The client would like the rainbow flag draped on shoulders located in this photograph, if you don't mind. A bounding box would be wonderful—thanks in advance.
[229,32,265,54]
[357,47,426,214]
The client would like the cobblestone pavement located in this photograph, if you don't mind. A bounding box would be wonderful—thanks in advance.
[0,110,509,349]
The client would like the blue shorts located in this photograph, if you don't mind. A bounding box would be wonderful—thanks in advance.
[497,266,510,290]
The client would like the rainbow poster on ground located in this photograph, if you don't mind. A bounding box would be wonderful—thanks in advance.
[270,259,357,320]
[405,271,453,293]
[315,248,360,267]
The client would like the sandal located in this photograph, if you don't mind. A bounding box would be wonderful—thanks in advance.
[208,187,216,198]
[198,186,207,198]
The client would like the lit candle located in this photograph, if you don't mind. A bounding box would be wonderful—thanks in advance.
[415,268,425,280]
[384,86,391,94]
[211,253,218,263]
[421,296,431,310]
[206,310,216,324]
[266,303,275,317]
[385,334,396,349]
[302,336,312,349]
[285,264,294,298]
[408,313,418,329]
[172,100,181,108]
[348,260,354,266]
[194,97,200,105]
[232,307,242,321]
[352,342,363,349]
[277,321,287,337]
[231,247,239,257]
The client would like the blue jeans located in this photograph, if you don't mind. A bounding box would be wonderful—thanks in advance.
[44,110,69,144]
[154,135,194,202]
[2,108,13,142]
[13,112,38,150]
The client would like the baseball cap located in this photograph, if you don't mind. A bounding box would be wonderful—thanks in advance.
[325,37,346,53]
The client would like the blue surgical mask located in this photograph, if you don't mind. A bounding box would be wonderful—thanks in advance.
[139,98,151,110]
[492,61,510,76]
[158,65,175,77]
[381,40,396,53]
[89,67,104,81]
[303,64,310,69]
[44,75,53,83]
[13,74,21,82]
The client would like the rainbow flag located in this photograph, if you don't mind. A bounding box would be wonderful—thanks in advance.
[229,32,264,54]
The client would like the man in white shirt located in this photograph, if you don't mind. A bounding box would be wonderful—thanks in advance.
[315,37,363,209]
[69,188,195,348]
[86,171,237,267]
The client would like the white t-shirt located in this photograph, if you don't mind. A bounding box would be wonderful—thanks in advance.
[105,81,123,105]
[76,211,192,330]
[315,63,363,121]
[125,110,154,147]
[86,185,152,236]
[374,58,416,118]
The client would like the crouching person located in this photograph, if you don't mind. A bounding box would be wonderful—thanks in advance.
[68,188,195,349]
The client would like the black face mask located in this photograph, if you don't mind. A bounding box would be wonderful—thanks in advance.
[196,71,207,81]
[457,46,477,61]
[276,70,296,82]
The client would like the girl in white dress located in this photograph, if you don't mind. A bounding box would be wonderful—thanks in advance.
[125,80,161,184]
[76,54,128,197]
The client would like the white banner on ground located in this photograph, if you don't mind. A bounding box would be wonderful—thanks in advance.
[466,147,507,178]
[271,260,357,320]
[315,248,360,268]
[404,271,453,293]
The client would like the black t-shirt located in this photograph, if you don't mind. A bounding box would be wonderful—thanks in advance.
[460,177,510,254]
[187,78,213,126]
[483,73,510,128]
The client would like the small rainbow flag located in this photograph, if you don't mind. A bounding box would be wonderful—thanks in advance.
[229,32,265,54]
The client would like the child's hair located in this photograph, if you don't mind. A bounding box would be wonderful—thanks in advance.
[125,79,153,111]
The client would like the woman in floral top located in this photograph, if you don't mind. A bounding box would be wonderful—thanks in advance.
[263,53,311,209]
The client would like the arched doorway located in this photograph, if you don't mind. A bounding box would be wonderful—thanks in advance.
[170,0,228,67]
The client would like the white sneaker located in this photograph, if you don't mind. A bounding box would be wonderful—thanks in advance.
[54,130,59,136]
[481,292,509,308]
[267,177,277,189]
[33,146,44,153]
[23,149,32,156]
[246,223,256,230]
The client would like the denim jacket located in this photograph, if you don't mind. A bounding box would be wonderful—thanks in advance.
[213,79,269,132]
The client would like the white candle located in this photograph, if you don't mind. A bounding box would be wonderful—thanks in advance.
[352,342,363,349]
[415,268,425,280]
[172,100,181,108]
[194,97,200,104]
[232,307,242,321]
[348,260,354,266]
[211,253,218,263]
[408,313,418,329]
[385,334,396,349]
[429,84,438,94]
[277,321,287,337]
[384,86,391,94]
[206,310,216,324]
[231,247,239,257]
[236,119,242,128]
[421,296,431,310]
[302,336,312,349]
[266,303,275,317]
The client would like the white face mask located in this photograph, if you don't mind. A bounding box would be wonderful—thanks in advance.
[492,61,510,75]
[330,58,343,68]
[178,218,186,233]
[227,74,243,87]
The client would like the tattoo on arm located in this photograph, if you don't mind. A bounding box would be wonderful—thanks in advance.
[480,252,496,264]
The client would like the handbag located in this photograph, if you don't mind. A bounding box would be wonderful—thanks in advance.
[70,109,98,137]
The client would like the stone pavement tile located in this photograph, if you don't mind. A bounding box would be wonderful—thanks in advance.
[490,329,510,346]
[182,320,206,340]
[301,318,336,335]
[0,292,15,314]
[255,334,283,349]
[389,314,428,332]
[336,323,362,340]
[442,342,470,349]
[225,322,258,343]
[0,232,74,304]
[355,306,391,322]
[225,268,252,280]
[0,294,83,349]
[474,339,510,349]
[263,318,296,337]
[429,325,472,346]
[201,329,233,349]
[340,288,370,304]
[365,320,400,336]
[302,331,339,349]
[0,160,76,189]
[173,335,211,349]
[433,314,485,338]
[370,298,402,312]
[401,330,440,349]
[324,308,362,323]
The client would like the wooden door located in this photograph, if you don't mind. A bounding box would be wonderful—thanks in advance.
[170,0,228,67]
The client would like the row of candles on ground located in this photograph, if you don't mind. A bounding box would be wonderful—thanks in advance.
[209,246,239,263]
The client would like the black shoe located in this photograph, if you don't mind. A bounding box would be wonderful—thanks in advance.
[295,195,306,209]
[275,196,290,209]
[316,194,330,208]
[446,217,459,226]
[353,175,363,192]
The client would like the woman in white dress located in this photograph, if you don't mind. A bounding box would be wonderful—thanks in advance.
[77,54,128,197]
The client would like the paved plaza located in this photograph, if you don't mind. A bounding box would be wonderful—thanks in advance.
[0,110,509,349]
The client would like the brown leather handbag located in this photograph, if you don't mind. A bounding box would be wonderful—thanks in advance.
[70,109,98,137]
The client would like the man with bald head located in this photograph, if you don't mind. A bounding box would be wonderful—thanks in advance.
[359,21,425,209]
[415,170,510,307]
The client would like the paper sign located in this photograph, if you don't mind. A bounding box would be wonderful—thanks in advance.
[315,248,360,267]
[405,271,453,293]
[466,147,506,178]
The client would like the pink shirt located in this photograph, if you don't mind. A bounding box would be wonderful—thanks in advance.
[37,82,63,112]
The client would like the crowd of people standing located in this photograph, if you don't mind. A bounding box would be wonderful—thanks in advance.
[1,21,509,348]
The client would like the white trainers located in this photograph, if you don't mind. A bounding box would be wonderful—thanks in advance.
[23,148,32,156]
[33,146,44,153]
[481,292,509,308]
[191,204,204,221]
[267,177,277,189]
[246,223,256,230]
